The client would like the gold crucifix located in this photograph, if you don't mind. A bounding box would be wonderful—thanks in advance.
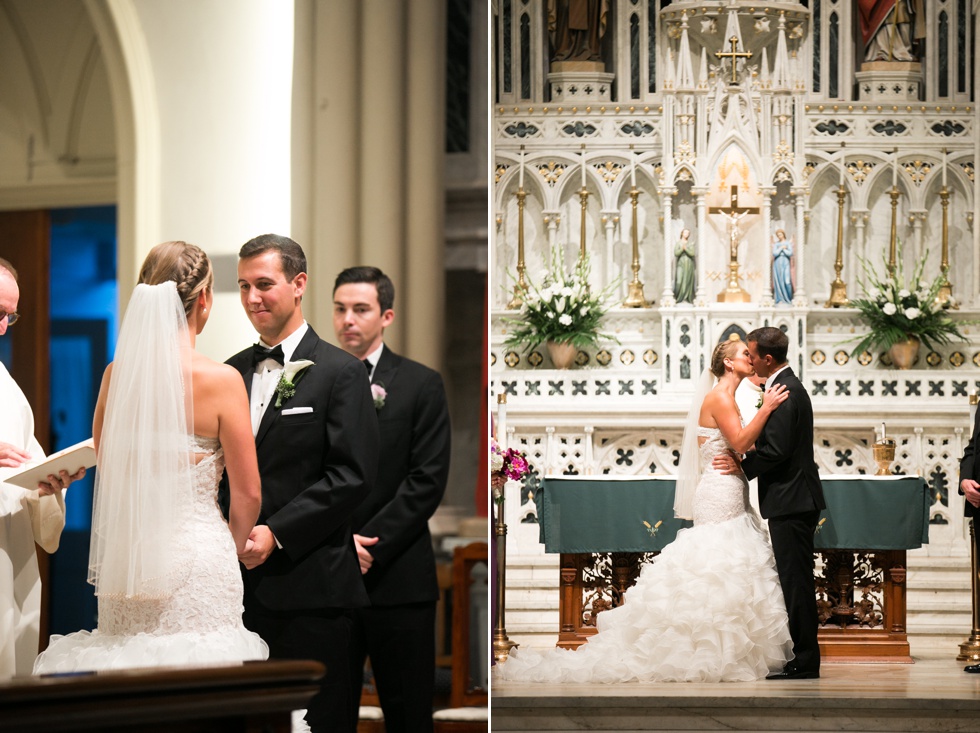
[715,35,752,85]
[709,185,759,302]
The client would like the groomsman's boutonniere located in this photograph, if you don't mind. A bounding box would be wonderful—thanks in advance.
[371,383,387,410]
[274,359,315,408]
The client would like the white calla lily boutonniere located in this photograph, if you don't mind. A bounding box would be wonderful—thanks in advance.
[274,359,314,408]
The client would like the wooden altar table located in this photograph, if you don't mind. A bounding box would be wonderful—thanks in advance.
[536,474,930,663]
[0,659,324,732]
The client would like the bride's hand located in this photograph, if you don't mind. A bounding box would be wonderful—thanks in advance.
[760,383,789,412]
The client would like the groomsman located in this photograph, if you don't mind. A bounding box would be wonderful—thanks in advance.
[226,236,379,733]
[333,267,451,733]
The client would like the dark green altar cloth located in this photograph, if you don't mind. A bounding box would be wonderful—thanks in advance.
[537,475,930,554]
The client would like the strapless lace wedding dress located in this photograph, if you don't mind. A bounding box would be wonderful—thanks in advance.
[34,436,268,673]
[494,428,793,683]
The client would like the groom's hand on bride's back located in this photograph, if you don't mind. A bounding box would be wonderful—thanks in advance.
[238,525,276,569]
[712,450,742,475]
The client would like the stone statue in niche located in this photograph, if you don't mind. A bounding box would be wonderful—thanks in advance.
[858,0,925,62]
[547,0,609,63]
[673,228,696,304]
[771,229,795,304]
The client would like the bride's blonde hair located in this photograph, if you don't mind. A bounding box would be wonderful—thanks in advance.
[139,241,213,316]
[709,338,742,378]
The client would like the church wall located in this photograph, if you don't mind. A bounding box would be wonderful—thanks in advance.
[492,0,980,562]
[127,0,295,361]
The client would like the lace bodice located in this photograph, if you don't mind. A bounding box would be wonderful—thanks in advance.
[97,435,237,635]
[692,427,750,526]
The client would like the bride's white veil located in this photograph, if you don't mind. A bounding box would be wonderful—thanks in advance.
[674,366,716,520]
[88,282,193,598]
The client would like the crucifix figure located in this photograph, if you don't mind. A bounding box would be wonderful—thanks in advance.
[709,185,759,302]
[715,35,752,85]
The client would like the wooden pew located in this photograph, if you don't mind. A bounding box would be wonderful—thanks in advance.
[0,659,324,732]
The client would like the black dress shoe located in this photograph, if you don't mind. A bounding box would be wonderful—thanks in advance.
[765,667,820,680]
[964,663,980,673]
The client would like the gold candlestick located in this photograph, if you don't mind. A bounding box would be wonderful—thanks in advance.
[957,516,980,662]
[825,184,849,307]
[506,188,528,310]
[623,186,651,307]
[935,186,956,308]
[492,394,518,663]
[888,185,900,278]
[578,187,589,262]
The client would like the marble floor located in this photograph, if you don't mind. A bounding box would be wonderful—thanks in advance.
[491,647,980,732]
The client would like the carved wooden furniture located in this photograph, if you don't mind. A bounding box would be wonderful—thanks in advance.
[0,659,323,732]
[538,475,930,662]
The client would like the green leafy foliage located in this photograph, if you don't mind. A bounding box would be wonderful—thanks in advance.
[847,246,972,354]
[504,247,618,352]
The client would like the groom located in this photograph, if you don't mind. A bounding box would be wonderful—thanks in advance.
[226,234,379,733]
[741,326,825,680]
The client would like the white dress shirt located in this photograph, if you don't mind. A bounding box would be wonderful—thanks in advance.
[249,322,309,436]
[362,343,384,382]
[764,364,791,391]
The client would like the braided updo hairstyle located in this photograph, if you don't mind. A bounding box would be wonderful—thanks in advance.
[709,338,742,379]
[138,241,213,316]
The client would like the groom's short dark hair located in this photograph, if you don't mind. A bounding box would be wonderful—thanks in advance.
[239,234,307,281]
[747,326,788,364]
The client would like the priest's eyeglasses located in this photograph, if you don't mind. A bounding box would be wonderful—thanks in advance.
[0,311,19,326]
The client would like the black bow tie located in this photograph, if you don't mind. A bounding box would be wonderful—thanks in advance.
[252,343,285,367]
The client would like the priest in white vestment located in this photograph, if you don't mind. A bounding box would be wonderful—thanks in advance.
[0,259,76,679]
[0,363,67,679]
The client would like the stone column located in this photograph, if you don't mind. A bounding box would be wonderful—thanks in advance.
[693,187,708,304]
[543,211,561,253]
[761,186,775,305]
[601,210,618,297]
[313,0,360,320]
[844,211,869,292]
[661,186,676,304]
[792,186,808,305]
[909,211,926,265]
[404,0,447,366]
[358,0,407,352]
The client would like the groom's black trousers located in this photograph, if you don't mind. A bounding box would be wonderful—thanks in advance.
[768,509,821,673]
[347,601,437,733]
[244,603,354,733]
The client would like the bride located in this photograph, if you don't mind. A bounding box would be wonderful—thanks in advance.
[494,338,793,683]
[35,241,268,672]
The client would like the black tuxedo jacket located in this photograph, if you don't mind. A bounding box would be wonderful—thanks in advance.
[225,326,379,611]
[354,346,451,605]
[959,411,980,519]
[742,367,825,519]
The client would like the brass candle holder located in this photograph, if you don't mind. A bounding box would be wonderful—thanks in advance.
[825,183,849,307]
[492,396,518,663]
[578,187,589,262]
[935,185,956,308]
[873,438,896,476]
[506,187,528,310]
[887,185,900,278]
[623,186,651,307]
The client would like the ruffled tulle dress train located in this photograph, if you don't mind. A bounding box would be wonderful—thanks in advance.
[34,436,268,673]
[494,428,793,683]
